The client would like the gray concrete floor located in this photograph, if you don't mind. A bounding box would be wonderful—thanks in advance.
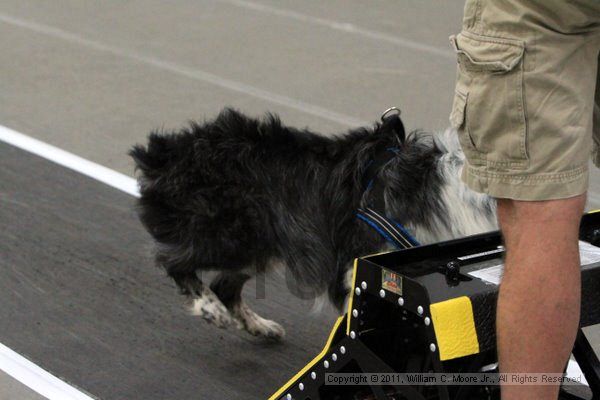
[0,1,599,399]
[0,0,459,173]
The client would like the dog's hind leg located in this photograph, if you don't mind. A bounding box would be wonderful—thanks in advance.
[172,272,240,329]
[210,272,286,340]
[233,302,286,341]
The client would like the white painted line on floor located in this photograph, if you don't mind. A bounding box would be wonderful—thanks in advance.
[0,125,140,197]
[0,13,368,128]
[216,0,455,60]
[0,342,96,400]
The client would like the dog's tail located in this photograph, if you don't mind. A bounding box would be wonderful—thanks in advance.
[130,132,180,183]
[128,129,203,250]
[129,136,166,176]
[129,127,205,198]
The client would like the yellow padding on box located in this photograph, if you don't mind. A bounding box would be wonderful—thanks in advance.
[429,296,479,361]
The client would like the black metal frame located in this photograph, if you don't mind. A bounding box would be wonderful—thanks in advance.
[572,330,600,398]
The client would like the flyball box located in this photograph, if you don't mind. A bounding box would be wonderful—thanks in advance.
[269,211,600,400]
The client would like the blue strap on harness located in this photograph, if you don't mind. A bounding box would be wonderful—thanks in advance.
[357,207,419,249]
[356,108,420,250]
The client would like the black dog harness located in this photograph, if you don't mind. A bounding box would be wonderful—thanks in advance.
[356,108,420,249]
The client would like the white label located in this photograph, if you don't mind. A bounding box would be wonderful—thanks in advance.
[578,240,600,266]
[457,247,504,261]
[467,241,600,285]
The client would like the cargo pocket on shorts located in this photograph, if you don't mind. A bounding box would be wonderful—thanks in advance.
[450,87,484,165]
[449,31,528,169]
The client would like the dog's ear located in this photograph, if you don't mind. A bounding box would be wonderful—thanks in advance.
[380,113,406,144]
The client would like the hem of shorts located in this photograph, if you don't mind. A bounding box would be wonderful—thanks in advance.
[462,164,589,201]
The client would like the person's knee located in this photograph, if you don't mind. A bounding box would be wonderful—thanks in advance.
[497,193,586,225]
[498,194,586,278]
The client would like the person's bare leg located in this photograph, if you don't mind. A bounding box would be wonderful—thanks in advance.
[496,194,585,400]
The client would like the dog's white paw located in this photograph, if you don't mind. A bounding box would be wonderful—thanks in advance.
[189,295,238,329]
[246,317,286,340]
[235,303,286,340]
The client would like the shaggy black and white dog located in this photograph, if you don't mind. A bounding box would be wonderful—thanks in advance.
[130,108,497,340]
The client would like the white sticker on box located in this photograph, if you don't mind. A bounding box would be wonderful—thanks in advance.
[578,240,600,265]
[467,241,600,285]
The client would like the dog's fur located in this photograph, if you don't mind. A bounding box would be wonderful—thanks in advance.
[130,108,497,340]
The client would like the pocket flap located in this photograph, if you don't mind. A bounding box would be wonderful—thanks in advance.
[450,32,524,72]
[450,90,467,129]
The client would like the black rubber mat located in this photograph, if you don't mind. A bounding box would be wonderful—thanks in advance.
[0,142,337,400]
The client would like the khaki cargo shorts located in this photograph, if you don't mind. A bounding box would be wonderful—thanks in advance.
[450,0,600,200]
